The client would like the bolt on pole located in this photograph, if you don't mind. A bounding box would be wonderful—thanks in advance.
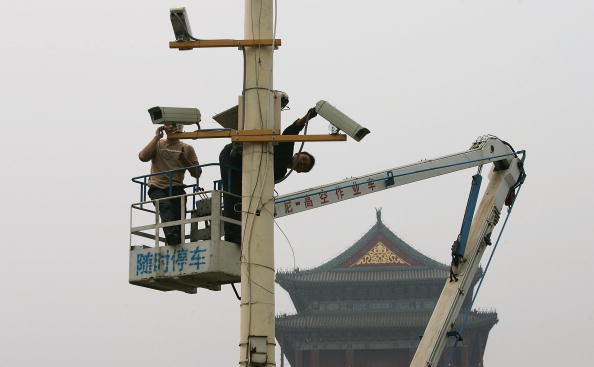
[240,1,276,367]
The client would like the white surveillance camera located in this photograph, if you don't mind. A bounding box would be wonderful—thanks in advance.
[148,107,201,125]
[170,7,193,41]
[315,100,370,142]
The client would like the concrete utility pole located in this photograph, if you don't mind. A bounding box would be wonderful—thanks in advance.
[240,1,276,366]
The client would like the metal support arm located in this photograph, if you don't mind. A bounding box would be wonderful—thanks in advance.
[410,157,522,367]
[274,136,516,218]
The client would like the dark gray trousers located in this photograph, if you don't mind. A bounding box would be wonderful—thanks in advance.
[148,186,186,246]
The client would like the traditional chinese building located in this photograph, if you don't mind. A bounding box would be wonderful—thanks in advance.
[276,210,497,367]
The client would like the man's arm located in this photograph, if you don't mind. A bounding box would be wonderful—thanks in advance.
[138,127,163,162]
[284,108,318,135]
[183,145,202,178]
[273,108,318,182]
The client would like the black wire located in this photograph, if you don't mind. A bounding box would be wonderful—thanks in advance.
[239,49,271,288]
[512,160,527,191]
[240,49,265,233]
[239,8,277,228]
[497,136,518,158]
[231,283,241,300]
[242,49,247,119]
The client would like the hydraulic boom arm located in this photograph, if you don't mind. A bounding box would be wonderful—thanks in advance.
[274,135,516,218]
[410,156,522,367]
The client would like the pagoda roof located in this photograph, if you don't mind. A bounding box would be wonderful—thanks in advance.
[276,310,498,331]
[277,210,449,288]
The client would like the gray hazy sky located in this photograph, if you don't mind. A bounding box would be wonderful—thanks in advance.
[1,1,592,366]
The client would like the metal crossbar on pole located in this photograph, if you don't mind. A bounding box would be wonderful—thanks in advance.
[170,38,281,50]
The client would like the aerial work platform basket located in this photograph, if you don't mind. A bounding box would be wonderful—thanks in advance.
[129,165,241,294]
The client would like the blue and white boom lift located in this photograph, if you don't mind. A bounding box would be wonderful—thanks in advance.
[274,134,525,367]
[129,134,525,366]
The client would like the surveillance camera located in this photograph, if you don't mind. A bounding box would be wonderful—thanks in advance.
[315,100,370,142]
[148,107,201,125]
[170,7,194,41]
[276,91,289,108]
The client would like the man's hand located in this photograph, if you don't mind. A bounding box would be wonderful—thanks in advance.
[295,108,318,128]
[155,126,164,139]
[139,127,163,162]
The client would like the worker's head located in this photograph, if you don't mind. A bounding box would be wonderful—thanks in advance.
[163,123,184,136]
[291,152,315,173]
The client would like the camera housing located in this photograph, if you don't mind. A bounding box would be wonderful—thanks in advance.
[213,91,289,130]
[315,100,370,142]
[170,7,193,42]
[148,107,201,125]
